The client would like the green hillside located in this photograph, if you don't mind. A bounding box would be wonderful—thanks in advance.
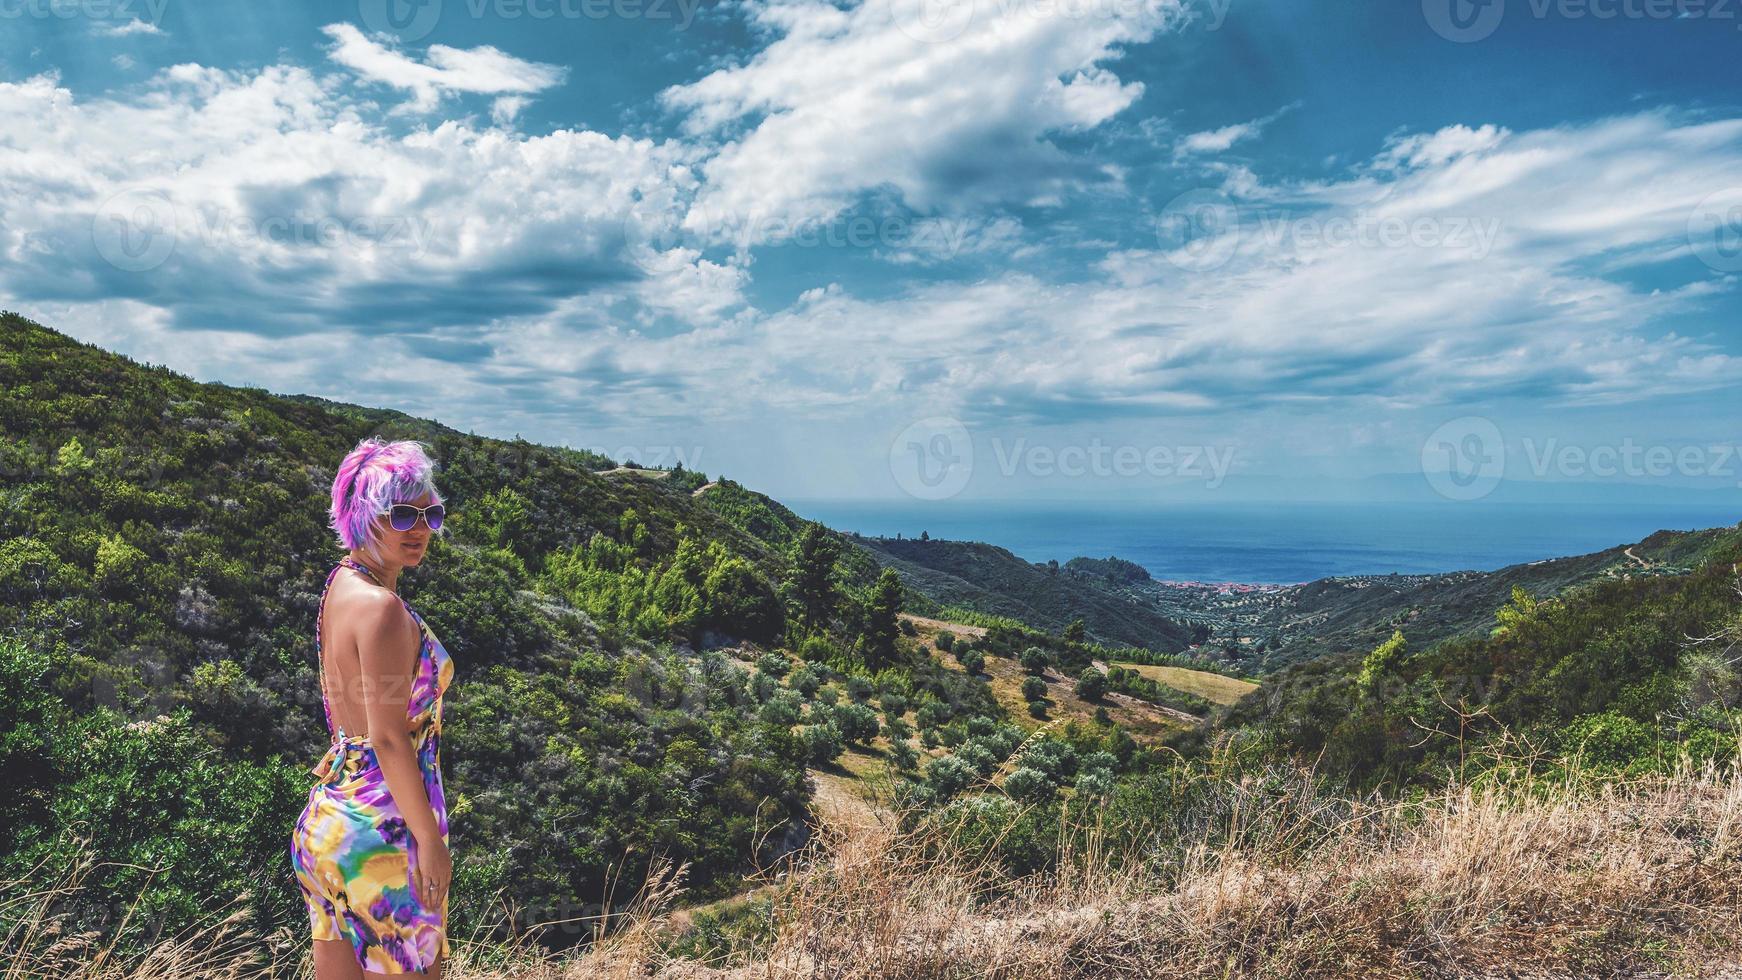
[0,313,1137,961]
[1215,527,1742,791]
[853,535,1198,652]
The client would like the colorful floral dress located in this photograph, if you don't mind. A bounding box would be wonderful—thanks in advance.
[289,557,455,973]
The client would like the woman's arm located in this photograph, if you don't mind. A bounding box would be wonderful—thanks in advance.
[356,593,444,846]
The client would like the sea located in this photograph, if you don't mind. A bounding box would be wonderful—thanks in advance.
[785,498,1742,586]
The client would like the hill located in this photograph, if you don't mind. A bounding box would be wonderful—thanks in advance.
[852,535,1197,652]
[0,313,1152,963]
[1095,524,1736,674]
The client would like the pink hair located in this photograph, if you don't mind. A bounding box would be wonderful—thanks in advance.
[329,437,446,553]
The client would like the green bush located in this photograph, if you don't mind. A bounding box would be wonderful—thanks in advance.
[802,723,845,766]
[830,702,881,745]
[924,755,976,798]
[846,675,874,703]
[879,691,909,718]
[1002,766,1057,804]
[1074,668,1107,702]
[1020,646,1050,675]
[1020,676,1047,702]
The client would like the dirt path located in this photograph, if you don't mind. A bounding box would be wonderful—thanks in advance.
[808,769,887,835]
[692,481,718,496]
[899,612,988,639]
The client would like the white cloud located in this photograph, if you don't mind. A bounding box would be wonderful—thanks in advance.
[91,17,164,37]
[320,23,568,112]
[659,0,1184,241]
[0,66,745,356]
[1175,102,1299,157]
[0,31,1737,466]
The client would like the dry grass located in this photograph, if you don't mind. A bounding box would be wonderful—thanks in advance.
[1108,661,1259,706]
[13,748,1742,979]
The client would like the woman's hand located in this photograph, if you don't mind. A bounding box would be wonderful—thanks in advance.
[411,830,452,909]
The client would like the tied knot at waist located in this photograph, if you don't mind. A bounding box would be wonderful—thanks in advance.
[307,728,438,784]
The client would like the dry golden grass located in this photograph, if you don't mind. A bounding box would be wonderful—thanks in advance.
[15,743,1742,979]
[1109,661,1258,706]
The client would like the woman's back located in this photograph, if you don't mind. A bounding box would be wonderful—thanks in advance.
[315,563,424,742]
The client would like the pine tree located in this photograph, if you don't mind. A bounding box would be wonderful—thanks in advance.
[792,522,842,631]
[865,568,903,670]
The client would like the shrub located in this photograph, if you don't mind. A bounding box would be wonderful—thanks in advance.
[831,702,881,745]
[1020,676,1048,702]
[959,650,986,675]
[756,652,791,678]
[1074,668,1107,702]
[846,675,875,703]
[1074,769,1114,798]
[879,692,909,719]
[924,755,977,798]
[1558,711,1654,772]
[935,631,955,652]
[798,635,835,663]
[915,699,951,730]
[758,691,802,727]
[1020,646,1050,675]
[888,739,919,771]
[1002,766,1057,804]
[1027,701,1048,719]
[788,664,824,698]
[802,723,845,766]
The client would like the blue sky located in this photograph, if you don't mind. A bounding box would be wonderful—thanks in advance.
[2,0,1739,504]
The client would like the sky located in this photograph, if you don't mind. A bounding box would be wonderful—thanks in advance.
[1,0,1739,505]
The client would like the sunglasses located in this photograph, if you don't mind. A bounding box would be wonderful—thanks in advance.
[388,503,445,532]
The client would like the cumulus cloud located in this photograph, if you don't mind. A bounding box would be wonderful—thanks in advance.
[0,66,741,351]
[0,26,1738,457]
[658,0,1185,241]
[320,23,568,112]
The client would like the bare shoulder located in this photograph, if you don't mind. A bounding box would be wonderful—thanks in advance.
[334,583,418,664]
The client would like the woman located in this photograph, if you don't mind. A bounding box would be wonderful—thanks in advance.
[289,437,457,978]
